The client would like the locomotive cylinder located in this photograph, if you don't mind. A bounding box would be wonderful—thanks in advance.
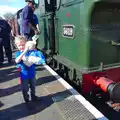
[93,77,120,102]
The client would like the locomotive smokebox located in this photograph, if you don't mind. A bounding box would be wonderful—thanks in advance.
[94,77,120,102]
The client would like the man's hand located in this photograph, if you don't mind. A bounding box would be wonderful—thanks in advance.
[28,23,40,34]
[34,29,40,35]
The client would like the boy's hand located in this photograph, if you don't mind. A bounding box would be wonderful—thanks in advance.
[23,44,29,53]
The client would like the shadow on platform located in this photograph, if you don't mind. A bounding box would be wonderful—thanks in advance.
[0,65,47,84]
[0,84,21,97]
[0,90,70,120]
[0,66,19,83]
[0,86,78,120]
[0,61,15,68]
[0,74,57,98]
[36,66,46,71]
[36,75,57,85]
[0,101,4,108]
[0,95,53,120]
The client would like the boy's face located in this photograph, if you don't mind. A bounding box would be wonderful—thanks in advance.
[16,41,26,51]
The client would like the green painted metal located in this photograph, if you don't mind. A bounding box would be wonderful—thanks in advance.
[56,0,90,69]
[35,6,51,51]
[56,0,120,69]
[36,0,120,71]
[89,1,120,67]
[37,15,50,51]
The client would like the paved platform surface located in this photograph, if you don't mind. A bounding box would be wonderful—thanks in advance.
[0,56,107,120]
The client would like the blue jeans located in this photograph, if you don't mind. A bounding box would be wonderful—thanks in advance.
[21,78,36,101]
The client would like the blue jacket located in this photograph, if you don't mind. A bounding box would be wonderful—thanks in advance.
[16,50,46,80]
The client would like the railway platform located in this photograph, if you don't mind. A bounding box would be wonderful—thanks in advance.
[0,55,108,120]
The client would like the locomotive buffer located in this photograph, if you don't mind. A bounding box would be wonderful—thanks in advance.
[0,64,108,120]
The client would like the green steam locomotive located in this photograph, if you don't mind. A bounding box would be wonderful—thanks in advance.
[22,0,120,103]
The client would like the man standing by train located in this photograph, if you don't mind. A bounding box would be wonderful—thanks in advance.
[21,0,39,40]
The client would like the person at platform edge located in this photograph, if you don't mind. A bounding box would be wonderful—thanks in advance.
[21,0,39,40]
[15,35,45,103]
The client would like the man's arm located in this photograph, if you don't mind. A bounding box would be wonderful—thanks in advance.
[34,14,40,33]
[28,22,39,34]
[14,16,19,36]
[36,24,40,33]
[24,7,39,34]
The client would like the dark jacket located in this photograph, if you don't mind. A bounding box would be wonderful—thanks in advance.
[0,19,11,44]
[21,5,34,34]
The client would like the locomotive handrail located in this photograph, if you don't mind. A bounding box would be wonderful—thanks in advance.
[40,12,53,17]
[82,62,120,74]
[61,0,84,7]
[56,0,61,11]
[110,41,120,46]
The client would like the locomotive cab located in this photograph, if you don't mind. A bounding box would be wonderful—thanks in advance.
[34,0,56,54]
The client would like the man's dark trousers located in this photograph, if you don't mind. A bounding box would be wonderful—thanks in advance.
[0,39,12,63]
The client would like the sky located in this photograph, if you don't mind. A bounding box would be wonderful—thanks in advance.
[0,0,26,15]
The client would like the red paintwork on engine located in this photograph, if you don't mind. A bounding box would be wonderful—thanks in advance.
[82,68,120,94]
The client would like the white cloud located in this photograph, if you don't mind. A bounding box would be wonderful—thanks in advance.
[0,5,20,15]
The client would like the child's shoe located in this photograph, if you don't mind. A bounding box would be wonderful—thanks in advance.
[31,95,39,102]
[25,99,30,103]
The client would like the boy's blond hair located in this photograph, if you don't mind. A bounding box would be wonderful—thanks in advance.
[15,35,27,45]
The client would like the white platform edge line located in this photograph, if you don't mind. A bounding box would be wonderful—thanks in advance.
[44,65,109,120]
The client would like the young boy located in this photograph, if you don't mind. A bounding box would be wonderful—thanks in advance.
[15,35,45,103]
